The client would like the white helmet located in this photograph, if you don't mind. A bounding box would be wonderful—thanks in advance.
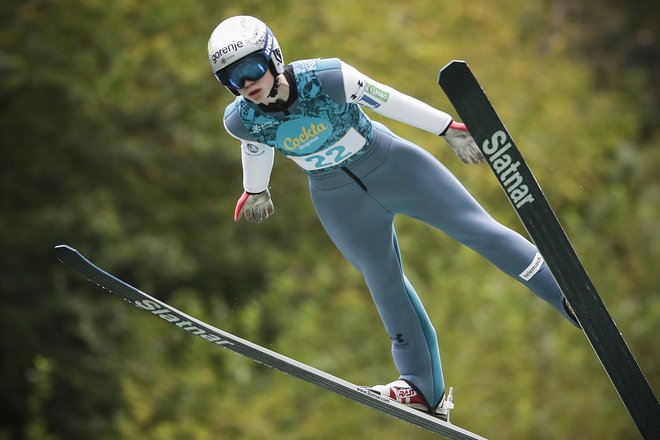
[208,16,284,94]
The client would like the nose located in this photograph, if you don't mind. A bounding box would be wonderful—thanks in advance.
[243,79,255,87]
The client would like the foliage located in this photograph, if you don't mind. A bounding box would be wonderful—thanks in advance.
[1,0,657,439]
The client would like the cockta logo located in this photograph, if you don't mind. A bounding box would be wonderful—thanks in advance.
[481,130,535,208]
[277,118,333,153]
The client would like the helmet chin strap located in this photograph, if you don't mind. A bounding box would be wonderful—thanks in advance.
[268,75,280,98]
[262,74,290,115]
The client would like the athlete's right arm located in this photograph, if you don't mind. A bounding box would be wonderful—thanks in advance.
[237,140,275,194]
[223,105,276,223]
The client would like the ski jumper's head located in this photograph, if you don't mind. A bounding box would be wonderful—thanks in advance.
[208,16,284,98]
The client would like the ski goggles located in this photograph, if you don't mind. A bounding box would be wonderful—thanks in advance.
[215,52,270,90]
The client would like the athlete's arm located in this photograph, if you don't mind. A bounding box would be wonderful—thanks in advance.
[223,105,275,193]
[339,61,453,135]
[223,105,276,223]
[329,60,483,163]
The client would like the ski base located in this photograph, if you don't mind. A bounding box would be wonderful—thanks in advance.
[55,245,486,440]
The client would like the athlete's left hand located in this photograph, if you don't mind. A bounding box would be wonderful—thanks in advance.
[442,121,485,164]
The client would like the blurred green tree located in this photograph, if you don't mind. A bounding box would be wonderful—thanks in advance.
[1,0,656,439]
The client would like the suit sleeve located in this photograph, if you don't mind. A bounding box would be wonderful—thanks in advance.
[223,105,274,193]
[339,60,453,135]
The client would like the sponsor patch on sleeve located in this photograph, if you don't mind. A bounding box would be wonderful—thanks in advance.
[242,143,267,156]
[357,82,390,109]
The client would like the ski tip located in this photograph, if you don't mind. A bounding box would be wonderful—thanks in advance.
[442,59,468,69]
[438,60,471,85]
[54,244,81,262]
[54,244,76,253]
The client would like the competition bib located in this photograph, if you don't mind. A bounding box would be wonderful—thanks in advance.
[286,128,366,171]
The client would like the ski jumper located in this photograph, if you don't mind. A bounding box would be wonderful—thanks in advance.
[222,58,575,409]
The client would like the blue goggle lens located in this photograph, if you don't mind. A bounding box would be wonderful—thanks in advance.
[215,52,269,89]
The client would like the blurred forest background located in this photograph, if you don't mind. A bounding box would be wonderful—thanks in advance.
[1,0,658,439]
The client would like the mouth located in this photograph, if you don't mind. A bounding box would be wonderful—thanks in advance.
[247,88,262,99]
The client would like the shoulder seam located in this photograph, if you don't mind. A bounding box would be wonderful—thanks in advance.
[315,57,341,72]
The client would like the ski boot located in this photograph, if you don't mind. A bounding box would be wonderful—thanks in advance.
[371,379,454,422]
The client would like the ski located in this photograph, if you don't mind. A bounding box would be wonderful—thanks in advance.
[54,244,486,440]
[438,60,660,439]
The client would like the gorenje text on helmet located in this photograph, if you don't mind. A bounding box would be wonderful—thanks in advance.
[211,41,244,64]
